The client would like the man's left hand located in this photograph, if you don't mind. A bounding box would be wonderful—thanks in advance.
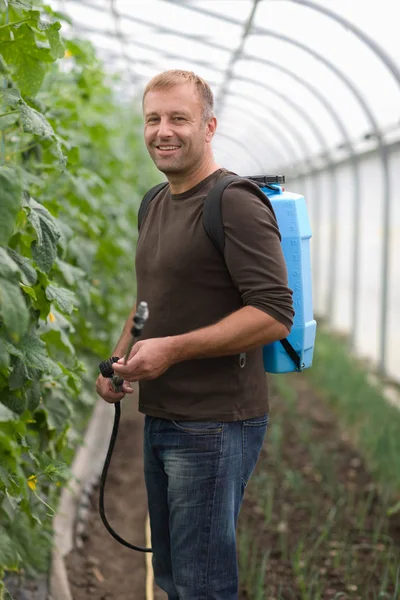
[112,337,176,382]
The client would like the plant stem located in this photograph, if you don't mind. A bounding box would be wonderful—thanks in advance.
[0,18,31,30]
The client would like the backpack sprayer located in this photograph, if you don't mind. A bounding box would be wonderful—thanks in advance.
[98,301,152,553]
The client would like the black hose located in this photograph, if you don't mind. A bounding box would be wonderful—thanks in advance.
[98,400,152,552]
[98,301,152,552]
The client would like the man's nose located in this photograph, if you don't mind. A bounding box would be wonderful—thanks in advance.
[157,118,173,138]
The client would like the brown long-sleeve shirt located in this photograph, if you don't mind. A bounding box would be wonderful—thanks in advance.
[135,168,294,421]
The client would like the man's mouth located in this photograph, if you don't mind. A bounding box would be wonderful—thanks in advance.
[156,145,180,151]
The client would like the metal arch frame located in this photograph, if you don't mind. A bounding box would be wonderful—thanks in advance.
[226,90,313,162]
[216,112,290,169]
[221,101,301,166]
[109,0,135,86]
[215,0,260,112]
[215,131,265,172]
[291,0,400,85]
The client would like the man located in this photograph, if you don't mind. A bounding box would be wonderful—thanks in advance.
[96,70,294,600]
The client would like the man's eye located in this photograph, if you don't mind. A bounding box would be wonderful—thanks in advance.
[174,117,185,121]
[147,118,158,123]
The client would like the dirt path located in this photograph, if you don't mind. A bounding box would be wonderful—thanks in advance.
[65,397,151,599]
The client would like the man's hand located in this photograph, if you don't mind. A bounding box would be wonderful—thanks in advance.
[96,373,134,404]
[112,337,176,382]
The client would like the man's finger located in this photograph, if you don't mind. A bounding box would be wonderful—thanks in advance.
[122,382,134,393]
[113,360,139,375]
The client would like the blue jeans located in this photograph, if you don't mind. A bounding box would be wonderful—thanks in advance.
[143,414,268,600]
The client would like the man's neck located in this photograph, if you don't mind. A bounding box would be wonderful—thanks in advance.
[167,157,220,195]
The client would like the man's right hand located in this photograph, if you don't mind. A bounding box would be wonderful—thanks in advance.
[95,374,134,403]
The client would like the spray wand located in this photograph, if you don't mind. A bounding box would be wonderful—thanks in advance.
[98,301,152,553]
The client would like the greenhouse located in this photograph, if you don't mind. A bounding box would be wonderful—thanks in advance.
[0,1,399,599]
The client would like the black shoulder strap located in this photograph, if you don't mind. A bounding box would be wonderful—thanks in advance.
[138,182,168,231]
[202,174,240,255]
[203,174,301,371]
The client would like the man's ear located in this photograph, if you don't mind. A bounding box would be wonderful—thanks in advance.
[205,116,217,142]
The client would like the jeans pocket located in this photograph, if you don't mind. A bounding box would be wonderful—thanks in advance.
[241,414,268,487]
[172,420,223,434]
[242,414,269,427]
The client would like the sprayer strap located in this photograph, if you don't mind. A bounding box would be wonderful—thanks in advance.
[280,338,301,370]
[138,182,168,231]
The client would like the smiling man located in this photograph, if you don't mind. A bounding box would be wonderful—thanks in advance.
[96,70,294,600]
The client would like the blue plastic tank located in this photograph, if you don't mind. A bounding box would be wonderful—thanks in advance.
[260,179,317,373]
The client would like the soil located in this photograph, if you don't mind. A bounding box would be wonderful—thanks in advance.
[65,376,400,600]
[65,396,151,600]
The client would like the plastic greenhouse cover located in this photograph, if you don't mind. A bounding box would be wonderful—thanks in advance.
[53,0,400,174]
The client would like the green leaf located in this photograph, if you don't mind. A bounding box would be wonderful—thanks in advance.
[1,389,27,415]
[17,99,66,164]
[42,6,72,26]
[26,379,41,412]
[9,358,29,390]
[22,333,53,372]
[0,166,22,245]
[0,338,10,369]
[0,112,19,130]
[43,393,70,431]
[8,0,33,16]
[56,259,85,286]
[0,526,19,568]
[0,24,53,96]
[0,247,21,279]
[39,20,64,60]
[0,88,21,108]
[0,279,29,338]
[8,512,51,572]
[7,249,37,286]
[17,99,54,139]
[387,500,400,516]
[45,284,76,314]
[3,339,24,361]
[28,197,61,273]
[0,466,15,491]
[0,404,17,422]
[20,283,37,300]
[41,328,75,356]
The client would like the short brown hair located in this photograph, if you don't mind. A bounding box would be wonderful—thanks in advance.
[143,70,214,121]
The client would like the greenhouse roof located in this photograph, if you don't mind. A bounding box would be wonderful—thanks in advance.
[55,0,400,175]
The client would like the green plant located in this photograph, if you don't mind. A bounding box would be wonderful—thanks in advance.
[0,0,158,592]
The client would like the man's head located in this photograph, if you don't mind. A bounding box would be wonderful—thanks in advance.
[142,70,217,177]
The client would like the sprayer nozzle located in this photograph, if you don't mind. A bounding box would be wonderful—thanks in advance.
[132,301,149,337]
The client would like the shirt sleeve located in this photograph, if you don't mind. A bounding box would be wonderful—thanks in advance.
[221,179,295,331]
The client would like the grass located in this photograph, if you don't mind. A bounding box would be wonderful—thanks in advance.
[303,325,400,501]
[237,326,400,599]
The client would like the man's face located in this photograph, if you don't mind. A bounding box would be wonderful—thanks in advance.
[143,83,213,175]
